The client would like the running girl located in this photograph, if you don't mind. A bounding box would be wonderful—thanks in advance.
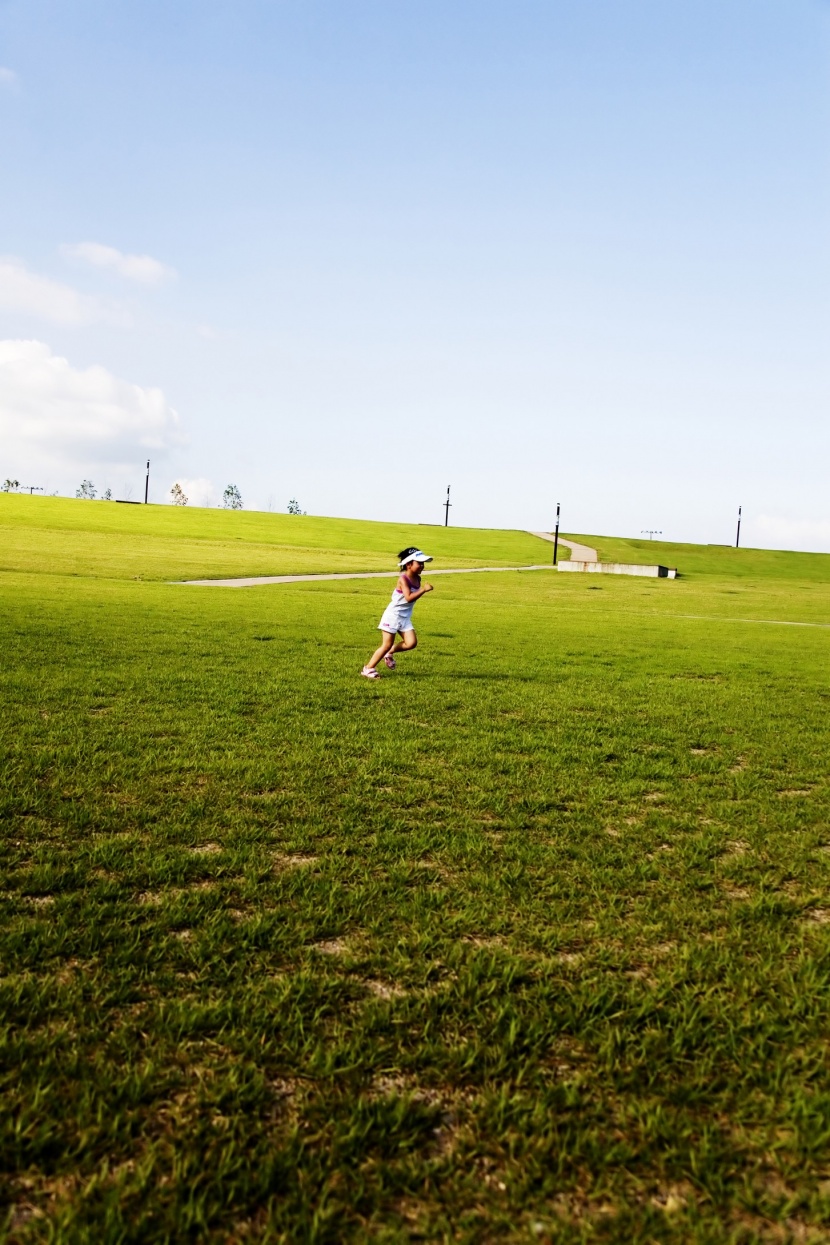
[361,547,434,679]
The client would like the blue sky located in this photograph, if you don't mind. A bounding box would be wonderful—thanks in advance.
[1,0,828,549]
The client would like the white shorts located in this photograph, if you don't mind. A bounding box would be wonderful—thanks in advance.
[378,604,415,634]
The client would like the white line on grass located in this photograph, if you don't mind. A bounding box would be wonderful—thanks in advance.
[176,568,828,629]
[663,612,830,630]
[580,607,830,631]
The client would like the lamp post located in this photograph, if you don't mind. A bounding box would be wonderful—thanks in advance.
[735,506,742,548]
[443,485,451,527]
[144,460,150,504]
[553,502,560,565]
[641,530,662,540]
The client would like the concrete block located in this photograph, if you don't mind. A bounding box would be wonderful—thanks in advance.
[559,561,677,578]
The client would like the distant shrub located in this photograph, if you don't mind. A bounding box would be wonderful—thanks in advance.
[170,483,188,506]
[222,484,243,510]
[2,479,20,493]
[287,498,305,515]
[76,480,96,499]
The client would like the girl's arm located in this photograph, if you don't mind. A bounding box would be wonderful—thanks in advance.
[397,575,433,601]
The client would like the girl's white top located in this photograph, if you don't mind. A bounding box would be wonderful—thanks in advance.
[378,573,419,632]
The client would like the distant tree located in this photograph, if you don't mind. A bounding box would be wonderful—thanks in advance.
[287,498,305,515]
[222,484,243,510]
[102,488,112,501]
[2,479,20,493]
[76,479,97,499]
[170,482,188,506]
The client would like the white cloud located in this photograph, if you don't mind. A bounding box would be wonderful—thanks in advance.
[754,514,830,554]
[168,477,215,507]
[0,340,182,474]
[0,257,103,326]
[0,67,19,91]
[63,242,175,286]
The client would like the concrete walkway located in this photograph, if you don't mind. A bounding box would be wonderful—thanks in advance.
[528,532,598,561]
[182,564,555,588]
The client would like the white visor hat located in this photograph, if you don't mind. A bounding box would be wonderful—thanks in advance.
[400,550,432,567]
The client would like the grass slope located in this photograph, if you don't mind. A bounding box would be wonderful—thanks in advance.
[0,496,549,582]
[2,502,830,1242]
[581,532,830,587]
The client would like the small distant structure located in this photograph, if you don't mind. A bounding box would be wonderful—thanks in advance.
[529,531,678,579]
[560,560,677,579]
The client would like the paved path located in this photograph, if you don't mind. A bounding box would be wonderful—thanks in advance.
[528,532,598,561]
[182,564,555,588]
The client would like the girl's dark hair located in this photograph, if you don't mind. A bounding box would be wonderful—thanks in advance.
[397,546,419,564]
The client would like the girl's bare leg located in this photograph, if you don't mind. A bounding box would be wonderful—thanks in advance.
[366,631,395,670]
[392,630,417,653]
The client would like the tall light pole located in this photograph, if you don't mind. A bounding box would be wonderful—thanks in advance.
[144,460,150,504]
[735,505,741,548]
[553,502,560,565]
[443,485,451,527]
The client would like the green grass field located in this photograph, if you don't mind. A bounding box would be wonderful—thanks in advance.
[2,496,830,1243]
[0,496,548,582]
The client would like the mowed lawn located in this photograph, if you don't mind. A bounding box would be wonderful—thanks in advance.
[2,499,830,1243]
[0,495,547,582]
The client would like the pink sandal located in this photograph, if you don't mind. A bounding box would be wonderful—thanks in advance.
[384,653,397,669]
[361,666,381,680]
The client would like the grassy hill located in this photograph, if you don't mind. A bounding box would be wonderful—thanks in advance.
[2,500,830,1241]
[586,531,830,586]
[0,495,551,581]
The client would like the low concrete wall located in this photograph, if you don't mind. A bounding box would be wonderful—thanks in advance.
[559,561,677,579]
